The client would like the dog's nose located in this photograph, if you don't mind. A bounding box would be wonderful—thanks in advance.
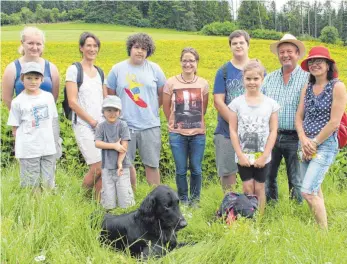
[179,218,187,228]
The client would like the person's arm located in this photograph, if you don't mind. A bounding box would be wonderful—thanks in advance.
[228,109,250,167]
[158,85,164,107]
[12,127,18,137]
[314,82,347,145]
[2,63,16,110]
[162,92,171,122]
[66,81,98,128]
[117,140,128,176]
[50,63,60,102]
[203,83,209,115]
[106,68,117,95]
[254,112,278,168]
[95,139,126,152]
[295,84,316,157]
[103,84,108,98]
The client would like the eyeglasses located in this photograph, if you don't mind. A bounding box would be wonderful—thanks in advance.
[307,58,325,66]
[181,60,196,65]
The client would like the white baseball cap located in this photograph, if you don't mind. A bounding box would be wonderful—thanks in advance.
[102,95,122,111]
[21,62,44,75]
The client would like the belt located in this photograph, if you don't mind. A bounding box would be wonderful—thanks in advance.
[278,130,297,135]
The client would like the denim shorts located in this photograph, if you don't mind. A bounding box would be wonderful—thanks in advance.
[299,134,338,195]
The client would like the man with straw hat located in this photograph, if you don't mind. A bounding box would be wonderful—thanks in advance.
[262,34,309,204]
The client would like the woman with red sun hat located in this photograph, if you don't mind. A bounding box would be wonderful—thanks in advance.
[295,46,347,229]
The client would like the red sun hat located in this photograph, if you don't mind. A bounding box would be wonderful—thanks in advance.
[301,46,338,78]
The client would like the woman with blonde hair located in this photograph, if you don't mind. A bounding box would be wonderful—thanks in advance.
[163,47,209,207]
[2,26,61,160]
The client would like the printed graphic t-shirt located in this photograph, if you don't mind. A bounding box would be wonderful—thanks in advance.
[213,61,244,138]
[228,95,280,164]
[7,90,58,158]
[95,120,131,170]
[106,60,166,130]
[163,76,209,136]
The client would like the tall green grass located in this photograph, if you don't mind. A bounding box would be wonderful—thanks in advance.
[2,160,347,263]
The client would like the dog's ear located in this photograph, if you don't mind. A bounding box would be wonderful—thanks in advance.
[138,194,156,222]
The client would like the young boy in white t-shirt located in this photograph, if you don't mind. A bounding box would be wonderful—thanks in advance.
[7,62,58,191]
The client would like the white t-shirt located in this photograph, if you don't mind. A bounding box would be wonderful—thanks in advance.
[65,65,104,127]
[228,94,280,164]
[7,90,58,159]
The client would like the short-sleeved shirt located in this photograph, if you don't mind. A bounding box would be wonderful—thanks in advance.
[228,95,280,164]
[14,59,53,96]
[95,119,131,169]
[65,65,104,127]
[213,61,244,138]
[303,79,339,138]
[163,76,209,136]
[7,90,58,159]
[262,65,309,130]
[106,60,166,130]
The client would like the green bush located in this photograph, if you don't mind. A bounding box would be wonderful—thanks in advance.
[320,26,339,44]
[250,29,283,40]
[200,21,237,36]
[298,34,319,42]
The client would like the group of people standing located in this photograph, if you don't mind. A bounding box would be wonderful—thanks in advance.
[3,26,346,229]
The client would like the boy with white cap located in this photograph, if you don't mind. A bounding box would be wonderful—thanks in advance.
[7,62,58,191]
[95,95,135,210]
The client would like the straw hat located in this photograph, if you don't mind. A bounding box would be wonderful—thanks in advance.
[270,34,306,59]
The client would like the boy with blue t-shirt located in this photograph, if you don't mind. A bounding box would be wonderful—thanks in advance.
[95,96,135,210]
[7,62,58,190]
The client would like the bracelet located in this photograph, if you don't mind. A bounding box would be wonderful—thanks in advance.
[312,137,320,146]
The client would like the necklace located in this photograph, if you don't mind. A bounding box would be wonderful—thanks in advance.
[180,73,197,84]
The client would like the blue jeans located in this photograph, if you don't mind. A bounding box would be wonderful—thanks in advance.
[265,132,303,203]
[169,133,206,203]
[300,134,338,195]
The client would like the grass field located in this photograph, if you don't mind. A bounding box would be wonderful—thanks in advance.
[1,23,347,263]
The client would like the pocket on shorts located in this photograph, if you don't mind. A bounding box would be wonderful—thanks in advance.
[311,150,336,166]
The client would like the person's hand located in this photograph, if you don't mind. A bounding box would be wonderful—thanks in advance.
[238,153,251,167]
[90,119,98,129]
[254,155,267,168]
[117,164,123,176]
[301,147,313,161]
[113,139,126,153]
[300,136,317,156]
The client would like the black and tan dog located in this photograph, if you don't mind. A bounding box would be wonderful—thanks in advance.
[100,185,187,258]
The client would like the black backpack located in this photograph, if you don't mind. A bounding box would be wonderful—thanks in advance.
[216,192,258,223]
[62,62,104,124]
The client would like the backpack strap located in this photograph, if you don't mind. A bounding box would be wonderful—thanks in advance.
[14,59,21,80]
[94,65,104,85]
[44,60,52,79]
[222,62,228,86]
[72,62,83,124]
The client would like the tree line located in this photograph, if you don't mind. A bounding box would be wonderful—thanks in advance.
[1,0,346,43]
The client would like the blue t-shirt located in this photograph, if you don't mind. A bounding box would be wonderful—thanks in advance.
[106,60,166,130]
[213,61,244,138]
[14,59,53,96]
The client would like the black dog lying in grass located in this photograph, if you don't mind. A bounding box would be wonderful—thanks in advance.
[100,185,188,258]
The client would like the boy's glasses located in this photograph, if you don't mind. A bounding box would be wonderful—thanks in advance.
[181,60,196,65]
[307,58,325,66]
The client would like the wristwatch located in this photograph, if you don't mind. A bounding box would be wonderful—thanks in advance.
[312,137,320,146]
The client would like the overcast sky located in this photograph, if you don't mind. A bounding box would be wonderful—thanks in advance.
[230,0,340,19]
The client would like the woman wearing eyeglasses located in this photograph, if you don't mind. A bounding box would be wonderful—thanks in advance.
[295,46,347,229]
[162,47,209,207]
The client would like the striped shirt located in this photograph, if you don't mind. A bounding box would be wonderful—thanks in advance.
[262,65,309,130]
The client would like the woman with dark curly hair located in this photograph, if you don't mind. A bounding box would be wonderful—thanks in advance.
[295,46,347,229]
[106,33,166,190]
